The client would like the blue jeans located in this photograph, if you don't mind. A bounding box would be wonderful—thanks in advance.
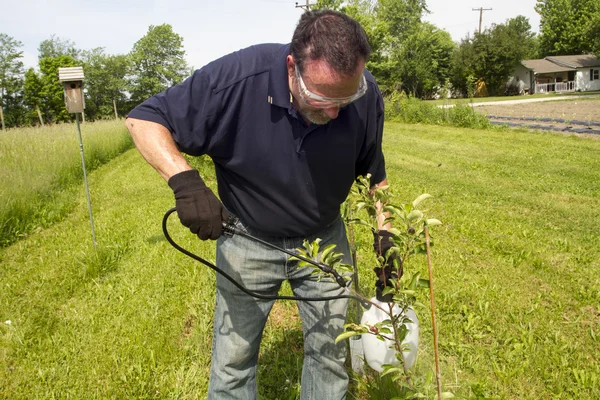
[207,216,351,400]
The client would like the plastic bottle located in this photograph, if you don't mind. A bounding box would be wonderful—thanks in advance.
[360,297,419,372]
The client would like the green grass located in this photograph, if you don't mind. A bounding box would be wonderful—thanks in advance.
[0,120,133,247]
[1,123,600,398]
[427,90,600,106]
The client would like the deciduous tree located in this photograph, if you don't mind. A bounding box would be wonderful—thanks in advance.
[24,55,79,124]
[80,48,130,120]
[535,0,600,55]
[395,23,454,98]
[316,0,448,97]
[128,24,189,106]
[38,34,79,60]
[0,33,25,127]
[451,16,538,96]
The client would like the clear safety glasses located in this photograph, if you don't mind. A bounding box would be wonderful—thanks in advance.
[295,65,368,109]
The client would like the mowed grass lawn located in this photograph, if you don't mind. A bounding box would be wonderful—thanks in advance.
[1,122,599,399]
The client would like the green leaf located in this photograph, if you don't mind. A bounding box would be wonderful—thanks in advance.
[413,301,427,309]
[409,272,422,290]
[319,243,337,261]
[382,286,395,297]
[383,205,401,215]
[407,210,423,221]
[311,239,321,258]
[347,218,372,228]
[426,218,442,226]
[382,217,396,226]
[418,278,430,288]
[387,228,402,236]
[412,193,432,207]
[380,366,404,377]
[335,330,362,344]
[399,290,416,296]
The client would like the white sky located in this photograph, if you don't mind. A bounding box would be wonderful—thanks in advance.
[1,0,541,71]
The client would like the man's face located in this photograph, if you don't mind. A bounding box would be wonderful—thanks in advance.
[287,56,366,125]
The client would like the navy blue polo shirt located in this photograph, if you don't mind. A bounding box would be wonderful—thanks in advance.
[128,43,386,237]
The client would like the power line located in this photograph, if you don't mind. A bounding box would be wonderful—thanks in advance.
[472,7,493,34]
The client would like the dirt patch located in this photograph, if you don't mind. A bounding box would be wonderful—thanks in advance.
[476,99,600,123]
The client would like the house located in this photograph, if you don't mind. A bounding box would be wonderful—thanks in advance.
[512,54,600,94]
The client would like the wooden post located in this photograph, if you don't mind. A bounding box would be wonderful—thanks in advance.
[425,227,443,400]
[35,105,45,127]
[113,99,118,119]
[0,106,5,130]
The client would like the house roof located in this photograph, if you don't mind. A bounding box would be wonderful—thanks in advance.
[521,59,575,74]
[545,54,600,69]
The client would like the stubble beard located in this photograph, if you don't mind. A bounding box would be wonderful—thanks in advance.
[292,76,331,125]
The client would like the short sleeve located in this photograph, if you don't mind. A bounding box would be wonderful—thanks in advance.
[127,68,219,156]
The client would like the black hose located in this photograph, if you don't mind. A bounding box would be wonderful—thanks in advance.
[163,208,365,304]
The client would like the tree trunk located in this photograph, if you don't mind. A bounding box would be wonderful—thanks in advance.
[0,106,5,130]
[113,99,118,119]
[36,105,45,127]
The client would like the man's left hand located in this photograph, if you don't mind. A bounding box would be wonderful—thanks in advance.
[372,230,403,301]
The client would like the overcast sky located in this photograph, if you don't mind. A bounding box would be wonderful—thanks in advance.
[1,0,542,71]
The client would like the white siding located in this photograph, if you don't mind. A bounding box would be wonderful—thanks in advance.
[576,68,600,91]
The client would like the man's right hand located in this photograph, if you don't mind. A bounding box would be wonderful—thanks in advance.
[168,169,230,240]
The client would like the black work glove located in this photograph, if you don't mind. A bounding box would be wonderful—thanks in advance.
[373,230,403,302]
[168,169,230,240]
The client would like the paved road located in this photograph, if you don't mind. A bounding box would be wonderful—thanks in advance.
[438,93,600,108]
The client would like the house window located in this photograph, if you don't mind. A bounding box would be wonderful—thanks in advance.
[592,69,599,81]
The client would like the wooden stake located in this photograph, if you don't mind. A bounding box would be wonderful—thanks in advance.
[425,226,443,399]
[0,106,5,130]
[35,105,45,127]
[113,99,118,119]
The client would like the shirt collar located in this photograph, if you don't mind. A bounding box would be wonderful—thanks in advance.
[267,44,293,109]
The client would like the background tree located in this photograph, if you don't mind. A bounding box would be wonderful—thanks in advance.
[0,33,25,127]
[128,24,189,106]
[38,34,80,60]
[80,48,130,120]
[395,23,454,98]
[316,0,450,97]
[588,13,600,57]
[450,16,538,96]
[24,55,79,125]
[535,0,600,55]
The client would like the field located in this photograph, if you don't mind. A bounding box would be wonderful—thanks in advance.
[427,91,600,107]
[476,97,600,123]
[1,120,600,398]
[0,120,134,247]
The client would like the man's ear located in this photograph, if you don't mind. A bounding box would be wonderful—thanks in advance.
[286,55,295,78]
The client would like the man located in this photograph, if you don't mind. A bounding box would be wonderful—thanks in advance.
[126,9,396,399]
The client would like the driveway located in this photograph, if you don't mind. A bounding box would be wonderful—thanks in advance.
[438,93,600,108]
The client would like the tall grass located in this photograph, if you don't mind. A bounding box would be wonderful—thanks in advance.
[0,120,133,247]
[385,92,492,129]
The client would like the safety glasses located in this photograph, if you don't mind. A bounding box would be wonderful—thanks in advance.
[295,64,367,109]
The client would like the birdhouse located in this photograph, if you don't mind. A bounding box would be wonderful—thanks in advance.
[58,67,85,113]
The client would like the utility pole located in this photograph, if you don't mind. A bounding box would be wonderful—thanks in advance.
[295,0,314,12]
[472,7,492,34]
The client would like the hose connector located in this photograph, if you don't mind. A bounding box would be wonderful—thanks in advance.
[222,216,240,237]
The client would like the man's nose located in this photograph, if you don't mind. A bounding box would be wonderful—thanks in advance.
[322,106,339,119]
